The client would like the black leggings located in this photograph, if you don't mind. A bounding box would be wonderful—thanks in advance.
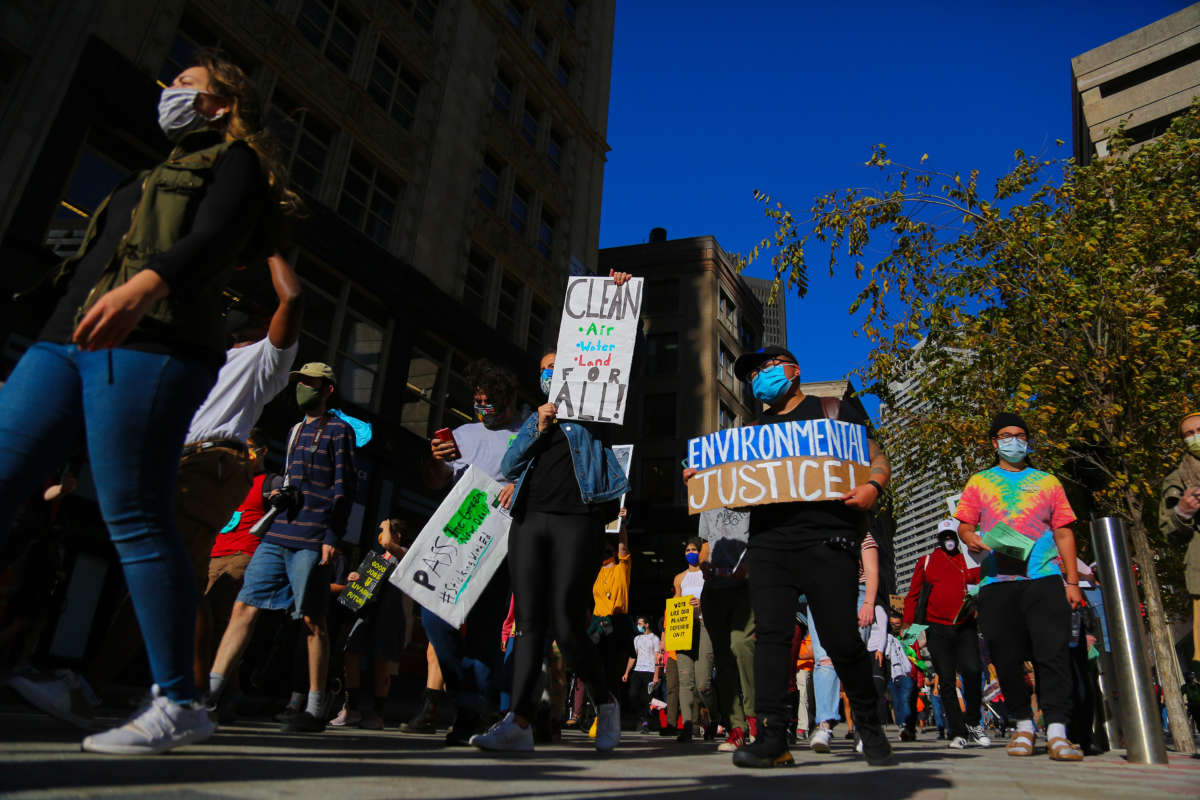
[509,510,610,720]
[925,620,983,737]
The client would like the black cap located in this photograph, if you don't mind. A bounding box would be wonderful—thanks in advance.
[988,411,1028,438]
[733,345,799,382]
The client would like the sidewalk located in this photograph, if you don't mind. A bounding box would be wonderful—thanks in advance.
[1,707,1198,799]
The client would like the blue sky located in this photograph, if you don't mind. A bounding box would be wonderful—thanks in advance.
[598,1,1188,412]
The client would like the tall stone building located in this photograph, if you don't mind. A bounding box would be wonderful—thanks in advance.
[1071,3,1200,164]
[743,275,788,349]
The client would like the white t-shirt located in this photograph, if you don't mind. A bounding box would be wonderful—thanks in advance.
[447,417,527,483]
[633,632,659,673]
[186,337,298,444]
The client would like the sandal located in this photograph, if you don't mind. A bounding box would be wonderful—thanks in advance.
[1006,730,1035,756]
[1047,737,1084,762]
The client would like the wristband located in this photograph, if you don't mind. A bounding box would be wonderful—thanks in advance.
[1066,581,1078,586]
[866,479,884,494]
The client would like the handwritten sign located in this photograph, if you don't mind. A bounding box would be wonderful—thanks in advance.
[663,597,695,651]
[338,550,397,612]
[548,276,643,423]
[388,466,511,627]
[686,420,872,514]
[605,444,634,533]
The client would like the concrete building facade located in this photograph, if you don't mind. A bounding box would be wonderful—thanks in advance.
[1072,3,1200,164]
[743,276,788,349]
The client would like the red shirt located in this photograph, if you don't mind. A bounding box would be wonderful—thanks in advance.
[210,473,268,558]
[902,547,981,627]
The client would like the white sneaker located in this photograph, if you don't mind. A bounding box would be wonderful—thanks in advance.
[809,726,832,753]
[965,724,992,748]
[8,671,98,730]
[469,712,534,752]
[82,686,213,754]
[595,701,620,752]
[855,733,863,754]
[948,736,968,749]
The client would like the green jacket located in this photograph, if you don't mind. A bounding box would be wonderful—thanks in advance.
[50,130,269,359]
[1159,455,1200,595]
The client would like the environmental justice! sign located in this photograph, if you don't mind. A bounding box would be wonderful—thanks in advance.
[662,597,694,651]
[685,419,872,514]
[548,276,643,424]
[338,550,398,613]
[605,444,634,533]
[389,466,510,627]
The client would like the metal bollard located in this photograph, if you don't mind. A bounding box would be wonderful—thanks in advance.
[1089,516,1168,764]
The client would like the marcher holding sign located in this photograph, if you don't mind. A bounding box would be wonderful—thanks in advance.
[682,345,896,769]
[472,277,634,755]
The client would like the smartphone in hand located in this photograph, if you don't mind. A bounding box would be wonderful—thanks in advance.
[434,427,460,460]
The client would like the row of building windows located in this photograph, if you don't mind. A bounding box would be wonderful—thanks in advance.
[462,247,553,356]
[493,69,566,173]
[506,2,578,89]
[478,151,557,260]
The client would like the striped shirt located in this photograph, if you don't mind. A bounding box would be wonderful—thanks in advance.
[263,414,355,552]
[858,531,878,584]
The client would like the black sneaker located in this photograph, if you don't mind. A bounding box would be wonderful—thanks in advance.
[855,719,898,766]
[444,709,480,747]
[658,724,677,738]
[274,707,302,724]
[731,733,795,769]
[282,711,326,733]
[401,688,442,734]
[675,723,693,743]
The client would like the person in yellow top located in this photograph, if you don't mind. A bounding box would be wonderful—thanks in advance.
[586,508,632,697]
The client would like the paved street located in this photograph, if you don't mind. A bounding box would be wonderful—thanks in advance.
[2,706,1198,799]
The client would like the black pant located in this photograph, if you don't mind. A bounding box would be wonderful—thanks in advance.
[597,613,634,695]
[977,576,1072,726]
[925,620,983,737]
[509,510,609,720]
[747,539,880,735]
[628,670,654,723]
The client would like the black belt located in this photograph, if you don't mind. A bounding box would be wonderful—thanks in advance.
[182,438,247,458]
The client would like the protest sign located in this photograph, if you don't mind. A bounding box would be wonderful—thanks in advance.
[338,550,397,613]
[388,466,510,627]
[981,521,1034,562]
[548,276,643,423]
[605,444,634,533]
[685,419,872,514]
[662,597,694,651]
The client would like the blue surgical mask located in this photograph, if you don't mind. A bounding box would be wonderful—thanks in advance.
[997,439,1028,464]
[685,552,700,566]
[751,364,794,403]
[637,624,647,633]
[539,368,553,396]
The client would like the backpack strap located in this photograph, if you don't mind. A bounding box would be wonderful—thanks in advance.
[281,422,303,488]
[820,396,841,420]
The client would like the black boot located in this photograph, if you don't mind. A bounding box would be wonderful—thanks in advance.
[732,718,795,768]
[401,688,443,733]
[444,707,480,746]
[676,721,693,742]
[852,709,898,767]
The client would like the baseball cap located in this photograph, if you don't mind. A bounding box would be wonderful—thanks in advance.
[936,519,958,540]
[289,362,336,385]
[733,345,799,382]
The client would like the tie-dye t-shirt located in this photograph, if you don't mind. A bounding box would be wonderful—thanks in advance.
[954,467,1076,587]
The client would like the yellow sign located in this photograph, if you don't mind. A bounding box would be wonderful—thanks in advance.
[663,597,694,651]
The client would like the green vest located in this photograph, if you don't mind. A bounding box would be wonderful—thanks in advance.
[54,131,269,357]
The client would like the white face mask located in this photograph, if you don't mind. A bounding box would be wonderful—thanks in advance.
[942,539,957,552]
[158,87,222,141]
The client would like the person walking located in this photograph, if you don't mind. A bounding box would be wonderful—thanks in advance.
[673,538,715,743]
[0,48,288,754]
[1160,411,1200,665]
[957,412,1086,762]
[623,616,660,732]
[592,509,634,710]
[685,346,895,768]
[903,519,990,749]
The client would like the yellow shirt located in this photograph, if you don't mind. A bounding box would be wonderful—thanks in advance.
[592,552,632,616]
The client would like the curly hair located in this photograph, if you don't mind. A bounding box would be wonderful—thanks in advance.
[466,359,519,408]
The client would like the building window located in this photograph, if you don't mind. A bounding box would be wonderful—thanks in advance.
[537,210,555,258]
[368,43,421,129]
[510,183,530,235]
[463,248,492,312]
[739,321,757,351]
[338,150,401,248]
[479,152,503,209]
[645,332,678,375]
[506,2,524,30]
[405,0,439,32]
[532,27,550,61]
[337,287,388,407]
[268,92,333,197]
[493,69,513,116]
[521,102,539,146]
[719,288,737,328]
[643,278,680,313]
[547,129,563,172]
[296,0,361,74]
[497,272,521,333]
[719,403,737,430]
[718,344,736,384]
[563,0,578,28]
[555,55,571,88]
[642,457,676,505]
[644,392,676,438]
[527,297,549,353]
[401,332,443,439]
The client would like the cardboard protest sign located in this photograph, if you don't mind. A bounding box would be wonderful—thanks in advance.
[388,466,510,627]
[548,276,643,423]
[662,597,694,651]
[338,550,397,613]
[605,444,634,533]
[685,420,872,514]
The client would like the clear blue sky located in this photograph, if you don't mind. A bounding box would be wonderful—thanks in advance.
[598,1,1188,413]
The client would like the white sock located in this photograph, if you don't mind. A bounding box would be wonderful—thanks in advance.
[1047,722,1066,740]
[208,673,226,700]
[306,691,324,717]
[1016,719,1035,734]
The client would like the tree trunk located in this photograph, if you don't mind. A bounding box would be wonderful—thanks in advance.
[1126,507,1195,754]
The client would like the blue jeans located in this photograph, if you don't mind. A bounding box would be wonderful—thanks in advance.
[807,583,869,726]
[890,674,916,728]
[237,541,330,619]
[931,692,947,730]
[0,343,214,701]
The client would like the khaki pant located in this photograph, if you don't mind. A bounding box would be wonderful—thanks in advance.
[701,583,756,731]
[176,446,254,586]
[677,616,715,726]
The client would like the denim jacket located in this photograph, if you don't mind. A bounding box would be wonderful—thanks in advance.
[501,414,630,510]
